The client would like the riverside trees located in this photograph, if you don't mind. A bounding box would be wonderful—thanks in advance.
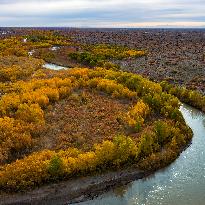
[0,67,192,191]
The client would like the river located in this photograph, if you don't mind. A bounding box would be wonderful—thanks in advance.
[76,104,205,205]
[43,63,69,70]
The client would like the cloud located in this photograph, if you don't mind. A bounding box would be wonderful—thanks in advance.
[0,0,204,27]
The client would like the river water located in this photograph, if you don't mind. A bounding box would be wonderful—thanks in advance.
[43,63,68,70]
[77,104,205,205]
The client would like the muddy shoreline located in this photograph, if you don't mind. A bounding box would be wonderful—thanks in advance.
[0,168,149,205]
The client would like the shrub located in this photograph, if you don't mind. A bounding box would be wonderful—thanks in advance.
[48,155,64,178]
[137,130,159,159]
[37,87,60,102]
[0,117,33,164]
[125,100,150,131]
[0,94,21,116]
[16,103,45,125]
[0,150,54,191]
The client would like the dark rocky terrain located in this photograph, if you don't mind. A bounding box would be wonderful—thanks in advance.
[66,28,205,93]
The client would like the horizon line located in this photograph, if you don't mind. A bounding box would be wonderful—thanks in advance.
[1,26,205,29]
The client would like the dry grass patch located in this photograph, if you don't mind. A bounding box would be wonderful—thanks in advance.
[37,90,131,151]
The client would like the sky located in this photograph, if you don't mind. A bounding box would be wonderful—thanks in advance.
[0,0,205,27]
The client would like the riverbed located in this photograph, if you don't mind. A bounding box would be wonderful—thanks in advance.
[76,104,205,205]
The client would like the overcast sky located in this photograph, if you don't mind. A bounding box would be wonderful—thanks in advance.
[0,0,205,27]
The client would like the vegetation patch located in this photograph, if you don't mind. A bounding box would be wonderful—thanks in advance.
[68,44,146,69]
[161,81,205,112]
[0,67,192,192]
[0,56,44,82]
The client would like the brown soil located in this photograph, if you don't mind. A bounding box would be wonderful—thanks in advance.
[37,90,131,151]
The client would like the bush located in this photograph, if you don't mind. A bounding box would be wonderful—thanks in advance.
[125,100,150,131]
[48,155,64,178]
[0,117,33,164]
[137,130,159,159]
[16,103,45,125]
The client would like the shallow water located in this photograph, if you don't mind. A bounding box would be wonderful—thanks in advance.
[50,46,60,51]
[77,104,205,205]
[43,63,68,70]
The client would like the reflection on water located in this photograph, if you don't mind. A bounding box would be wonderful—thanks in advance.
[43,63,68,70]
[76,104,205,205]
[50,46,60,51]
